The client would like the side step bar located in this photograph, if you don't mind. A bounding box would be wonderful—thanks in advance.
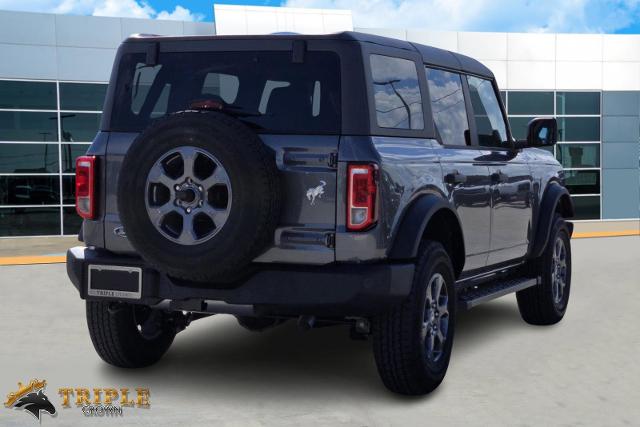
[457,277,539,310]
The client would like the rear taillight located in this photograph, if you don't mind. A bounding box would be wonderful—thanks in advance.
[75,155,96,219]
[347,164,377,231]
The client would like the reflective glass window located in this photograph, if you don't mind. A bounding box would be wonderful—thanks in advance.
[467,76,508,147]
[59,83,107,111]
[564,170,600,194]
[425,68,469,146]
[113,51,341,134]
[0,176,60,205]
[557,117,600,142]
[556,92,600,115]
[0,207,60,236]
[61,144,89,173]
[508,91,554,115]
[508,116,535,140]
[371,55,424,130]
[0,80,56,110]
[0,111,58,142]
[556,143,600,168]
[0,143,59,173]
[571,196,600,220]
[63,206,82,235]
[62,175,75,205]
[60,113,100,142]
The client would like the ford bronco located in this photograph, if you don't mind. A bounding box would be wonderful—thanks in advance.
[66,32,574,395]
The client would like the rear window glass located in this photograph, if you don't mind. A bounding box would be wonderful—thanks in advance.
[110,51,341,134]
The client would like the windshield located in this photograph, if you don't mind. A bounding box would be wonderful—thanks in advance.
[110,50,341,134]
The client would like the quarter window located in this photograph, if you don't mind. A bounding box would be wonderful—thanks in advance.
[425,68,469,146]
[370,55,424,130]
[467,76,508,147]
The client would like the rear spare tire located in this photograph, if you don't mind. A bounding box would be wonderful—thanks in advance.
[118,111,280,282]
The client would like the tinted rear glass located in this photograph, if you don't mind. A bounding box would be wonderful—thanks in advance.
[110,51,341,134]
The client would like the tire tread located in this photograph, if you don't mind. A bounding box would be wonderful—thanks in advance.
[373,241,455,395]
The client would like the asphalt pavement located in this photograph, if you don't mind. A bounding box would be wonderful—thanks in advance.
[0,236,638,426]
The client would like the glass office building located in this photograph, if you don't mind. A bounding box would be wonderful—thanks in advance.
[505,90,603,220]
[0,80,105,236]
[0,6,638,238]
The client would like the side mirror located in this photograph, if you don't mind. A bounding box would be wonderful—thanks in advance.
[519,118,557,148]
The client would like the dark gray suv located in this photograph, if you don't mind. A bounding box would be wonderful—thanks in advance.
[66,32,574,395]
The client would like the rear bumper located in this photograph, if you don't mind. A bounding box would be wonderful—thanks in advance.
[66,246,414,317]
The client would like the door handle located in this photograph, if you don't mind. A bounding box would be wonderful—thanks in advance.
[491,171,508,184]
[445,171,467,185]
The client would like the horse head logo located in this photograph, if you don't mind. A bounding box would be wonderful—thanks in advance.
[13,390,57,421]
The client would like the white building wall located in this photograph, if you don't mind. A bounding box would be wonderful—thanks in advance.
[358,27,640,91]
[213,4,353,35]
[0,10,215,82]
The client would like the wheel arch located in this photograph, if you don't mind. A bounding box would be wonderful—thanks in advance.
[529,182,574,259]
[388,194,465,278]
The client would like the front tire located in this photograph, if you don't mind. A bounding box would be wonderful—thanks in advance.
[86,302,176,368]
[517,214,572,325]
[372,241,456,395]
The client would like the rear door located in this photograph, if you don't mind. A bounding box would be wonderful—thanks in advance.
[425,67,492,271]
[465,75,533,265]
[103,47,341,262]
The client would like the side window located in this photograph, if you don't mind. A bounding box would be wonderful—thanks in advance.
[425,67,469,146]
[466,76,508,147]
[370,55,424,130]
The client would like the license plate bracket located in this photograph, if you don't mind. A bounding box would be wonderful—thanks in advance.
[87,265,142,300]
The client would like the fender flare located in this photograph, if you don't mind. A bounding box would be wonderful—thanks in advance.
[529,182,575,258]
[388,194,465,262]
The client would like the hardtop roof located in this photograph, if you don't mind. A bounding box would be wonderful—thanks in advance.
[124,31,494,79]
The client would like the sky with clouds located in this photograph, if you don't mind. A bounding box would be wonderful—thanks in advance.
[0,0,638,33]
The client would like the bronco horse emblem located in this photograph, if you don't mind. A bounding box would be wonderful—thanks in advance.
[306,180,326,205]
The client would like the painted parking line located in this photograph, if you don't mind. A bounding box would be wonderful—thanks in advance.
[0,255,66,266]
[572,230,639,239]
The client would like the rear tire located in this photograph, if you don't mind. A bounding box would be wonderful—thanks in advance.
[86,302,176,368]
[517,214,572,325]
[372,241,456,395]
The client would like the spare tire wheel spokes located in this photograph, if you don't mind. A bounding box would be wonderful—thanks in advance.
[201,166,230,189]
[178,211,199,245]
[145,145,232,246]
[147,163,177,192]
[148,202,178,226]
[201,204,230,228]
[177,146,198,180]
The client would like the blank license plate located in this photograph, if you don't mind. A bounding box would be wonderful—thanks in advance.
[87,265,142,300]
